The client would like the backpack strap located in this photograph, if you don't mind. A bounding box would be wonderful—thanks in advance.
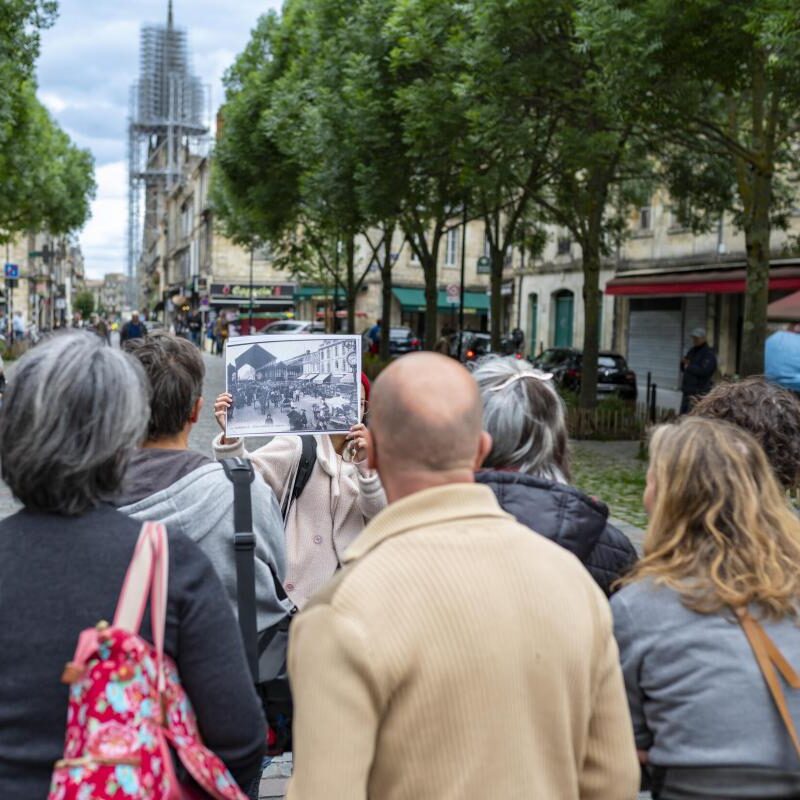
[114,522,169,695]
[735,606,800,759]
[221,457,259,681]
[281,435,318,521]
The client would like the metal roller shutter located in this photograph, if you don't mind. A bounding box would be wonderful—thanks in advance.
[682,295,706,351]
[628,298,682,390]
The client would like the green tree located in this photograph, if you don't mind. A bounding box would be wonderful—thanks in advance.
[73,290,95,319]
[581,0,800,375]
[456,0,572,351]
[0,83,96,242]
[386,0,471,349]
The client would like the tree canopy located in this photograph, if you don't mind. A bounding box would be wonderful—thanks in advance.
[0,2,96,242]
[215,0,800,392]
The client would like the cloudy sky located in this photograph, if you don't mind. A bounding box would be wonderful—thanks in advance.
[36,0,281,279]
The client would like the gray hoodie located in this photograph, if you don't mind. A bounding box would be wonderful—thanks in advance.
[117,448,289,635]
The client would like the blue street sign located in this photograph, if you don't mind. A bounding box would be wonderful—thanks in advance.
[4,263,19,279]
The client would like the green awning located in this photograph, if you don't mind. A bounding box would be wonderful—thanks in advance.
[392,287,489,314]
[295,285,346,300]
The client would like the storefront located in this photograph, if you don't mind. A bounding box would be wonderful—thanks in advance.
[606,262,800,386]
[209,281,296,334]
[391,286,490,339]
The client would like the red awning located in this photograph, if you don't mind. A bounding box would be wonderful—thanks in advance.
[768,290,800,321]
[605,265,800,296]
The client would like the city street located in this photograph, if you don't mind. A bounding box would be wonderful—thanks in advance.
[228,387,352,435]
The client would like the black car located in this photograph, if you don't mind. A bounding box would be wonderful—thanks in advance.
[449,331,492,363]
[362,326,421,356]
[388,327,422,355]
[532,348,637,400]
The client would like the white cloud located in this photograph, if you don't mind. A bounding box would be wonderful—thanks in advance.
[80,161,128,280]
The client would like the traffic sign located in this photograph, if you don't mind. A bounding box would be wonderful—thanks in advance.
[446,283,460,305]
[4,263,19,279]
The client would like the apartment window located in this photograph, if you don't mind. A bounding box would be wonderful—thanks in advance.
[639,206,651,231]
[483,229,491,259]
[556,236,571,256]
[669,200,691,231]
[445,228,458,268]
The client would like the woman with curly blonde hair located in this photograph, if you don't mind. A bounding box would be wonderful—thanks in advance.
[613,416,800,799]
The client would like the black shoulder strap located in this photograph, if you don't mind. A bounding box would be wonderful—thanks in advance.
[221,457,293,683]
[293,435,318,504]
[221,457,259,681]
[282,436,318,521]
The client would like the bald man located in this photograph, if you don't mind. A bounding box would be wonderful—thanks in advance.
[287,354,639,800]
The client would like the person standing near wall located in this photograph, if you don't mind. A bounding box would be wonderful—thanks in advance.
[680,328,716,414]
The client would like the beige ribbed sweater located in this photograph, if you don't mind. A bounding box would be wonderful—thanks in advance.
[287,483,640,800]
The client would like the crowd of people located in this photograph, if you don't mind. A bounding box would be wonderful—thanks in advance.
[1,328,800,799]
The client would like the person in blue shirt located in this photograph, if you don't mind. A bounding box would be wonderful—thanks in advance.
[765,324,800,393]
[367,318,381,355]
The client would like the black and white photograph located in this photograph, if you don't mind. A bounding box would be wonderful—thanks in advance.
[225,334,361,437]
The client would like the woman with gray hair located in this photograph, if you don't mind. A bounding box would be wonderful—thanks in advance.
[0,332,265,799]
[473,356,637,595]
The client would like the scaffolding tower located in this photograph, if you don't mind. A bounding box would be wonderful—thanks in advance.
[127,0,209,310]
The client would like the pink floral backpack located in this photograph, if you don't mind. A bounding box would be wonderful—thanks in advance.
[48,522,249,800]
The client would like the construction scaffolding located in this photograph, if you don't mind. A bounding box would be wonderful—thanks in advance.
[127,0,209,310]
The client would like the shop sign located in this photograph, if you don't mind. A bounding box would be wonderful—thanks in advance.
[210,282,295,301]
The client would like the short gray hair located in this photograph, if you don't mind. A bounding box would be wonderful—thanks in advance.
[472,356,570,482]
[0,332,150,515]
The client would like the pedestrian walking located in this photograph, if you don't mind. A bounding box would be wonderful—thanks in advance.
[213,373,385,609]
[613,417,800,799]
[0,332,265,799]
[690,376,800,490]
[11,310,24,343]
[119,309,146,343]
[286,353,640,800]
[679,327,716,413]
[117,332,287,635]
[473,356,637,595]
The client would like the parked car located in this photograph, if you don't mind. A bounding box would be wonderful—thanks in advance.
[449,331,492,363]
[531,348,637,400]
[361,326,422,356]
[387,327,422,355]
[448,330,524,364]
[263,320,326,335]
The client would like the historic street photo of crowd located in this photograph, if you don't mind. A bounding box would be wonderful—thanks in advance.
[225,334,361,437]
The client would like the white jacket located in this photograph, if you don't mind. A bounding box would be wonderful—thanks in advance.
[213,433,386,608]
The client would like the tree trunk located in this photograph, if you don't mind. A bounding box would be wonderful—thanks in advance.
[740,170,772,376]
[380,250,393,362]
[490,247,504,351]
[579,237,602,410]
[345,236,356,334]
[423,257,438,350]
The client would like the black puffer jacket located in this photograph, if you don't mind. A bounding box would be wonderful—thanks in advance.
[476,470,638,595]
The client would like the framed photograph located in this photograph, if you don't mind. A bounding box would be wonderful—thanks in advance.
[225,334,361,437]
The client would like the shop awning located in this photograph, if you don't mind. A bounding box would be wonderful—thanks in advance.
[313,374,330,384]
[297,373,318,381]
[392,287,490,313]
[768,290,800,321]
[296,285,346,300]
[606,264,800,296]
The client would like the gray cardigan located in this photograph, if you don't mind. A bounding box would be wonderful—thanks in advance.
[612,579,800,773]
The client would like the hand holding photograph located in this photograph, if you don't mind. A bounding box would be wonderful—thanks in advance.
[225,334,361,437]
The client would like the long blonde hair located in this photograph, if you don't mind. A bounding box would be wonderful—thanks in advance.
[625,417,800,619]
